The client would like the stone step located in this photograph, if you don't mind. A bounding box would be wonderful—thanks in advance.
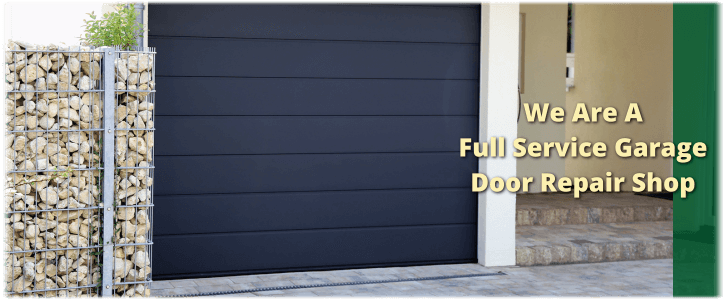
[516,221,672,266]
[516,192,672,226]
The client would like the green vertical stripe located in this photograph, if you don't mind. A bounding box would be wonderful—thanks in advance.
[673,3,719,297]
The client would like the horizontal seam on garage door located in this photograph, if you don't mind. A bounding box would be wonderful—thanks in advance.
[365,4,477,8]
[155,186,474,197]
[155,223,477,237]
[155,114,479,117]
[150,34,479,45]
[155,75,478,81]
[149,2,480,9]
[156,150,462,157]
[369,4,479,9]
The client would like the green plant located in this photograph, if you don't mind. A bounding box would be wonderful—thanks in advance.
[81,4,144,49]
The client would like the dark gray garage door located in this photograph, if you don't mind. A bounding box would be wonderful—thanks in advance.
[149,4,480,279]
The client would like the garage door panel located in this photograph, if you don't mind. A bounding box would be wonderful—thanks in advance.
[151,37,479,79]
[150,5,480,43]
[149,4,479,278]
[155,116,477,155]
[154,224,476,278]
[156,77,478,116]
[155,153,476,195]
[155,188,476,235]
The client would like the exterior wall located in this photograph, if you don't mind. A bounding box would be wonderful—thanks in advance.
[3,2,10,45]
[479,3,519,267]
[517,4,568,193]
[4,3,104,45]
[565,4,673,190]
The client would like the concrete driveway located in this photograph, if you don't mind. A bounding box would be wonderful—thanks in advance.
[151,259,672,297]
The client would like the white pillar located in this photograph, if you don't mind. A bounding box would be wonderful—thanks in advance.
[478,3,519,267]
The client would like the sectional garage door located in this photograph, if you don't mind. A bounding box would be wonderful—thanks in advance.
[149,4,480,279]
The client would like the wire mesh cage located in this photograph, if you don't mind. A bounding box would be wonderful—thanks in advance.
[108,46,155,297]
[5,42,155,297]
[5,43,105,297]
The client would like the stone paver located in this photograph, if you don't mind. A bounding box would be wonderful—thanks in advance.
[151,259,672,297]
[517,192,673,226]
[516,221,673,266]
[517,221,673,246]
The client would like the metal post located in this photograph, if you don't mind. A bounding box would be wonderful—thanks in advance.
[102,47,116,297]
[135,3,145,48]
[126,1,146,47]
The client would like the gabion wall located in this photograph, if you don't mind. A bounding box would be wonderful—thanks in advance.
[4,40,154,297]
[110,48,155,297]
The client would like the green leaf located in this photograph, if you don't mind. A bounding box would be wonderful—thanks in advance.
[81,4,144,49]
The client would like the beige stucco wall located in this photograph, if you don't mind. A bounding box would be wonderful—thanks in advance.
[516,4,568,192]
[565,4,673,190]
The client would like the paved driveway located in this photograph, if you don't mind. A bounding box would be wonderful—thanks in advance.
[151,259,672,297]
